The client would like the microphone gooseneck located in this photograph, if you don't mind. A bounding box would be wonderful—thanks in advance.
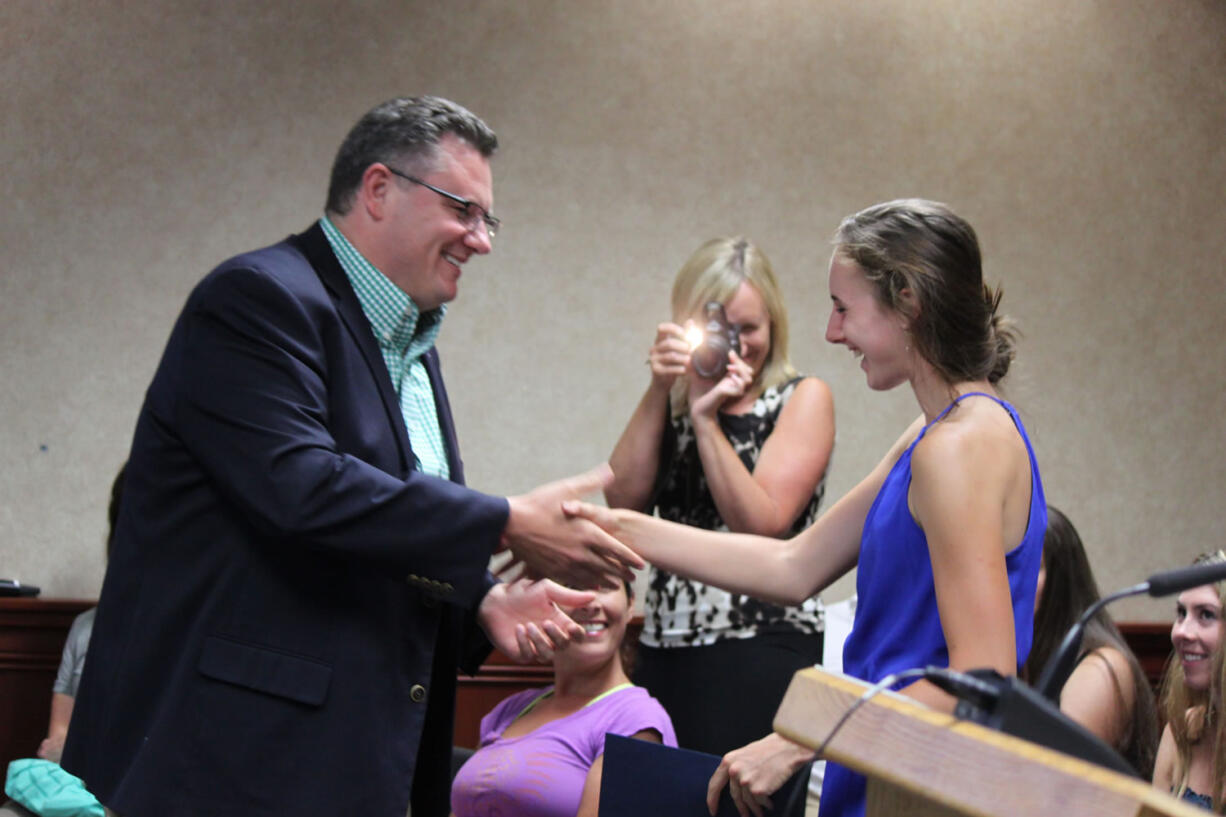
[1034,582,1147,701]
[814,560,1226,782]
[1036,558,1226,703]
[1146,561,1226,597]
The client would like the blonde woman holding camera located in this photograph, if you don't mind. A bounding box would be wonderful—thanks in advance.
[605,236,835,760]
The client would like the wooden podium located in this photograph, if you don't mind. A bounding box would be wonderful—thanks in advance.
[773,667,1203,817]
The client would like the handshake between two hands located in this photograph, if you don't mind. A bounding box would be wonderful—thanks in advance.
[478,463,644,664]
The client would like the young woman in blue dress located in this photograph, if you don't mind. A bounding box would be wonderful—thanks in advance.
[567,199,1046,817]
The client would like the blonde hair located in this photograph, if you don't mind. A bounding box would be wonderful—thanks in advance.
[1159,550,1226,805]
[669,237,797,416]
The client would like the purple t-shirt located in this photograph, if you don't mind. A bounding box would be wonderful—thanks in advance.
[451,684,676,817]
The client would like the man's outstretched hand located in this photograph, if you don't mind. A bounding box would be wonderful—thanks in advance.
[502,464,643,589]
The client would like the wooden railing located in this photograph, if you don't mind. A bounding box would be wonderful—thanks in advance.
[0,598,93,772]
[453,621,1176,748]
[0,599,1175,765]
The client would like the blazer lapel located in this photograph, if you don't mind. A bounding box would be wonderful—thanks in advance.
[288,223,414,474]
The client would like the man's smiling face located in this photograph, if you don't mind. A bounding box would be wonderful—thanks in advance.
[380,134,493,311]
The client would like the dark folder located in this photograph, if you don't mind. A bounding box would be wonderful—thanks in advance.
[598,733,811,817]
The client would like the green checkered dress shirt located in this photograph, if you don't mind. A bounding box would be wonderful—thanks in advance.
[319,216,450,479]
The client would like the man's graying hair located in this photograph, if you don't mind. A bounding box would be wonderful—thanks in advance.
[325,95,498,215]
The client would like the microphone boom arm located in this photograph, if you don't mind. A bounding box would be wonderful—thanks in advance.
[1034,581,1148,702]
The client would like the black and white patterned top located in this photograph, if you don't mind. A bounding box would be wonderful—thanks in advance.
[641,377,827,648]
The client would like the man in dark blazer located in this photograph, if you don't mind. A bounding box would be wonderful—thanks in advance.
[60,96,641,817]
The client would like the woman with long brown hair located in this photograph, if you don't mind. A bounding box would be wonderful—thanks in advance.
[1023,506,1158,777]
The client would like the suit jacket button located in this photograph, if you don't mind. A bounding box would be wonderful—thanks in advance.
[410,684,427,703]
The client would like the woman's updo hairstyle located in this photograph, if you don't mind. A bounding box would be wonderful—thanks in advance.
[833,199,1016,385]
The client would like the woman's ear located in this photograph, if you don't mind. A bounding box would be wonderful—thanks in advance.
[896,287,920,325]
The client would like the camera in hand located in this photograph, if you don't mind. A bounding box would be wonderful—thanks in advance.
[689,302,740,379]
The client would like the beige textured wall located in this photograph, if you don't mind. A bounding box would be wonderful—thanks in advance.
[2,0,1223,621]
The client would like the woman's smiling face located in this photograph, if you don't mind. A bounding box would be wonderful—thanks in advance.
[1172,583,1224,691]
[556,582,631,670]
[824,252,914,391]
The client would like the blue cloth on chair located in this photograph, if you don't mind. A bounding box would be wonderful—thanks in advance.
[5,760,103,817]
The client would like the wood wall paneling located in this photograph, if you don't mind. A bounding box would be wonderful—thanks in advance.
[0,598,93,772]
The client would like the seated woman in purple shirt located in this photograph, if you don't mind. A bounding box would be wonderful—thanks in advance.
[451,581,676,817]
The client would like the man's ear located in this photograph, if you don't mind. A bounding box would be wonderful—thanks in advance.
[359,163,395,221]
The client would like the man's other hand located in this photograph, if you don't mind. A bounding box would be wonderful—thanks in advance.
[476,578,595,663]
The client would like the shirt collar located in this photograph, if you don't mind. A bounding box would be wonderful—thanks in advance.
[318,215,445,357]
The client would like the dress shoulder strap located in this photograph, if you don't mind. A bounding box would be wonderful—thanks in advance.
[943,390,1003,416]
[915,391,1010,445]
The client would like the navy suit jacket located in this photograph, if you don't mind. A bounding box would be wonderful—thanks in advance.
[62,223,509,817]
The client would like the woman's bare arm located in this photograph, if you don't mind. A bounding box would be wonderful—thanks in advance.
[605,323,688,511]
[693,377,835,536]
[901,412,1029,712]
[571,419,924,606]
[36,692,74,762]
[1058,646,1135,747]
[1152,723,1176,789]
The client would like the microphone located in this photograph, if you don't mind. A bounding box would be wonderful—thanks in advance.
[1035,560,1226,702]
[816,562,1226,780]
[814,666,1136,777]
[922,666,1002,709]
[1145,561,1226,597]
[938,668,1137,777]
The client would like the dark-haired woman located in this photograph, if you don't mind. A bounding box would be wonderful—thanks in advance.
[568,199,1045,817]
[1023,506,1158,778]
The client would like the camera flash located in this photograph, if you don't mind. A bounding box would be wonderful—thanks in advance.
[685,325,705,350]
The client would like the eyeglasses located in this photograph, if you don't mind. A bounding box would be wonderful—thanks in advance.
[385,166,500,240]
